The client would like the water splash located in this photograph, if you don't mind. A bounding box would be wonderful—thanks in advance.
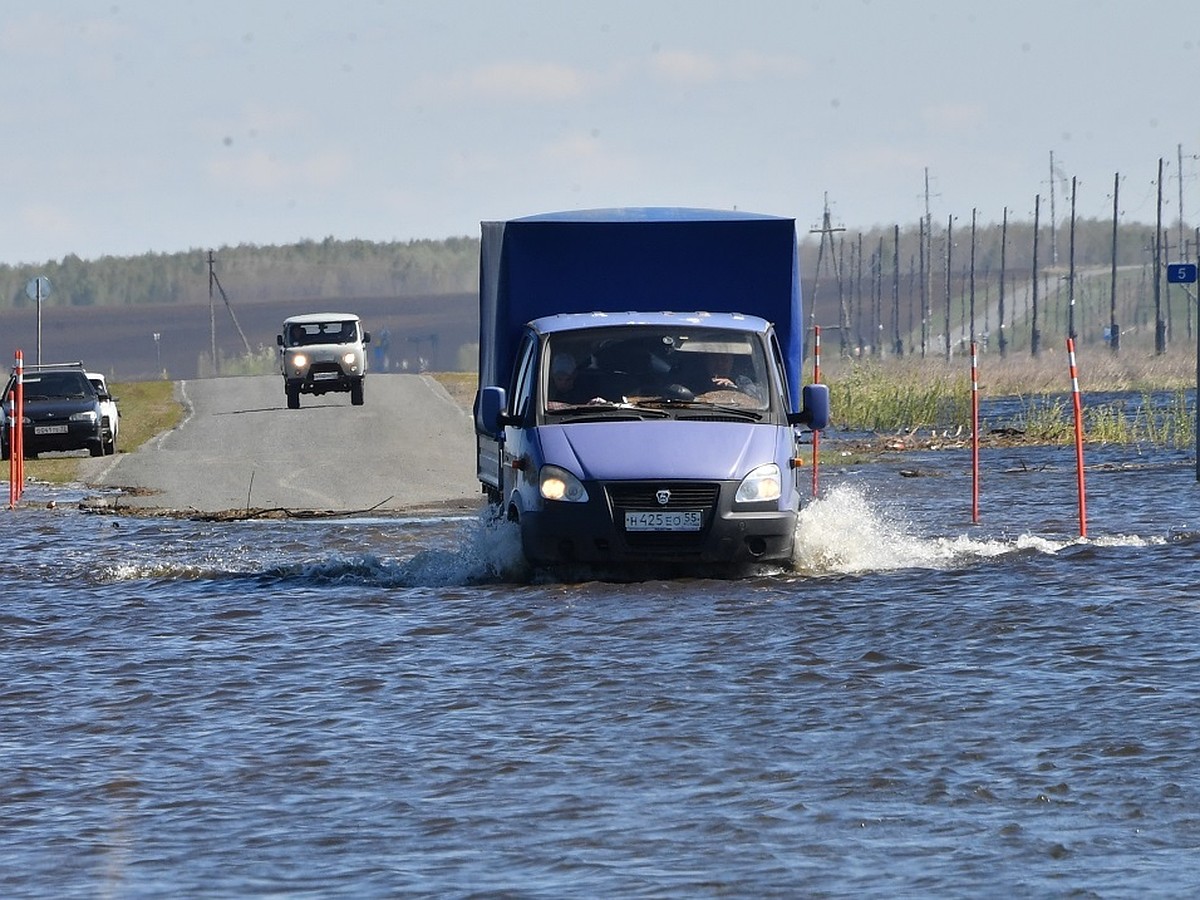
[388,511,530,585]
[792,483,1079,576]
[94,510,531,587]
[95,490,1173,589]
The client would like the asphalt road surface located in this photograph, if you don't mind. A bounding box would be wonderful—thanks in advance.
[80,374,483,514]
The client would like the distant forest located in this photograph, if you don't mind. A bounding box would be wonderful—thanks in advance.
[3,215,1197,360]
[2,218,1190,313]
[0,236,480,311]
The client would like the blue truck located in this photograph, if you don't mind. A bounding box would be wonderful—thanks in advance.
[474,207,828,569]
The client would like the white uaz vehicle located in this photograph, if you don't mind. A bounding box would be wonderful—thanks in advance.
[86,372,120,455]
[276,313,370,409]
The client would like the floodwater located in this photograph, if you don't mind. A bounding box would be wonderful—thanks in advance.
[4,438,1200,897]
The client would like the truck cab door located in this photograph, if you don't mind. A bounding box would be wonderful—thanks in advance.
[496,334,539,510]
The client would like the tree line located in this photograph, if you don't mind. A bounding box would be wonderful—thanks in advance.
[1,236,480,311]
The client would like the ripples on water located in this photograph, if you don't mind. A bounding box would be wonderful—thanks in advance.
[3,443,1200,897]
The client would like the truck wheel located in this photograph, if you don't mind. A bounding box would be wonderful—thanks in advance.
[350,379,364,406]
[89,441,105,458]
[286,383,301,409]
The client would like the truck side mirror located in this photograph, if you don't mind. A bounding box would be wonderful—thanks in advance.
[787,383,830,431]
[276,334,284,347]
[364,332,371,344]
[478,385,509,435]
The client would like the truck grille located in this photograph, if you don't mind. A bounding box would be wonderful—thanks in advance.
[605,481,720,553]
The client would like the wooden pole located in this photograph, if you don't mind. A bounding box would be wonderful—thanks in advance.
[1068,176,1078,340]
[1110,172,1120,351]
[944,215,953,360]
[969,209,977,341]
[892,225,902,356]
[999,207,1009,357]
[1031,195,1042,356]
[1155,157,1166,354]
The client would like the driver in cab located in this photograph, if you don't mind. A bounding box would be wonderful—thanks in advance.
[547,352,606,408]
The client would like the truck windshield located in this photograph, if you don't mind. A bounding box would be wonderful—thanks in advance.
[544,325,771,412]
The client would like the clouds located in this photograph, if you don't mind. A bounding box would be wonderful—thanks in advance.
[439,60,589,102]
[422,46,806,108]
[206,148,352,192]
[649,48,808,85]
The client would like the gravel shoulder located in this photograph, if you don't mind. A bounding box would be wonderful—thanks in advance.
[78,373,484,516]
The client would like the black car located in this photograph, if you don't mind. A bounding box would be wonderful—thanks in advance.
[2,364,107,459]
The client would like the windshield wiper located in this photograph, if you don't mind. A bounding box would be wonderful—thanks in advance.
[549,401,670,421]
[635,399,764,421]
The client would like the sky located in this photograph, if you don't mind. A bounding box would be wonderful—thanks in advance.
[2,0,1199,266]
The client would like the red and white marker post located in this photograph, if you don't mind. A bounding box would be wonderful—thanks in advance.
[1066,337,1088,538]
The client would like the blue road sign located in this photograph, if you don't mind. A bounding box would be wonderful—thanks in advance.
[1167,263,1198,284]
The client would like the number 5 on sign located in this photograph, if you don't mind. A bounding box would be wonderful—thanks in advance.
[1167,263,1197,284]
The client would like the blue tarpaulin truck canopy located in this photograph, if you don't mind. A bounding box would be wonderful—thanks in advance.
[478,207,804,410]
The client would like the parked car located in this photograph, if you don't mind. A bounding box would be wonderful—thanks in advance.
[2,363,106,459]
[86,372,120,455]
[276,312,370,408]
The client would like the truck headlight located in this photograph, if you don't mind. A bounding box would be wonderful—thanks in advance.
[735,463,782,503]
[539,465,589,502]
[292,353,308,368]
[69,410,99,423]
[342,352,357,366]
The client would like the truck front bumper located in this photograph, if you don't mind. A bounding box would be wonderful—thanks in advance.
[518,479,798,567]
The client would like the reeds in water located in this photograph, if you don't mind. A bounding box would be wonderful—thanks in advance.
[820,355,1196,448]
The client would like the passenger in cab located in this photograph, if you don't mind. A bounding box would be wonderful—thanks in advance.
[684,351,764,401]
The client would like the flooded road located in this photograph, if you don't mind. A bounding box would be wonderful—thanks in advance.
[4,439,1200,896]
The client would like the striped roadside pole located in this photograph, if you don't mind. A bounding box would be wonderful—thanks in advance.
[810,325,821,498]
[1066,338,1087,538]
[8,350,24,509]
[971,341,980,525]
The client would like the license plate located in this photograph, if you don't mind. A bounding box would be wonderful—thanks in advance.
[624,509,702,532]
[34,424,69,435]
[312,372,339,381]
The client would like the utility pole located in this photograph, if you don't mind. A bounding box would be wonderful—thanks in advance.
[207,250,217,374]
[1068,176,1078,340]
[1179,143,1186,273]
[809,195,849,356]
[1155,157,1166,354]
[969,208,977,341]
[874,236,884,355]
[999,207,1009,357]
[944,215,953,360]
[1110,172,1120,352]
[919,217,928,356]
[1031,195,1042,356]
[892,225,902,356]
[922,168,936,358]
[1049,151,1059,269]
[206,250,255,375]
[855,233,865,354]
